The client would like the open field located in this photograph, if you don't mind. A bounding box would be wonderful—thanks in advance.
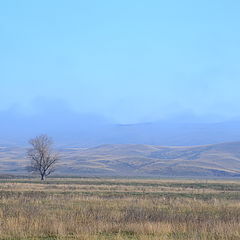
[0,178,240,240]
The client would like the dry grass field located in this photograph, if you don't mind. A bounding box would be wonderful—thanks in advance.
[0,178,239,240]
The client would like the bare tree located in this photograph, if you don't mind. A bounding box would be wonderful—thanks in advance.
[27,134,58,180]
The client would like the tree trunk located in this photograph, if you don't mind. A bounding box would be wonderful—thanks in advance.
[41,175,45,181]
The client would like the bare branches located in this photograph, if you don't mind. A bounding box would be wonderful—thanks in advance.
[27,135,59,180]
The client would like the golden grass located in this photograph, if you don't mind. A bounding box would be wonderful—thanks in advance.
[0,178,239,240]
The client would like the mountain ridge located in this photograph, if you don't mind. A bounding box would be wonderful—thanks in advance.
[2,112,240,146]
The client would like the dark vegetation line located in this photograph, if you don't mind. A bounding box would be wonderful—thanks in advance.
[1,179,240,191]
[0,190,239,200]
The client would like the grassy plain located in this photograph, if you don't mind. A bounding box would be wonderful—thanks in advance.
[0,178,239,240]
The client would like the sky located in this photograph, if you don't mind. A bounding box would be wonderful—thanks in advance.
[1,0,240,124]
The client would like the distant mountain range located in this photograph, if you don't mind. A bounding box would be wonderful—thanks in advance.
[2,111,240,177]
[1,142,240,177]
[2,116,240,147]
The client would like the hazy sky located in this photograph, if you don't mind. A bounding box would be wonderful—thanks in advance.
[1,0,240,123]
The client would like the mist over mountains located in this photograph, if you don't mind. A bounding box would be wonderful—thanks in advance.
[1,106,240,147]
[2,106,240,177]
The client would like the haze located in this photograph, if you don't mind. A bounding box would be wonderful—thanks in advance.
[1,0,240,143]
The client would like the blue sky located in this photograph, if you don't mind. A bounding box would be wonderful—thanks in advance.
[1,0,240,123]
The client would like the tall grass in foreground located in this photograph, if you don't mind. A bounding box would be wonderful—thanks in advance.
[0,179,239,240]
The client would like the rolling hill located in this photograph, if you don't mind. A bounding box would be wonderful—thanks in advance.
[1,142,240,177]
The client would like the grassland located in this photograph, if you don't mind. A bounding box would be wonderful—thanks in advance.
[0,178,239,240]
